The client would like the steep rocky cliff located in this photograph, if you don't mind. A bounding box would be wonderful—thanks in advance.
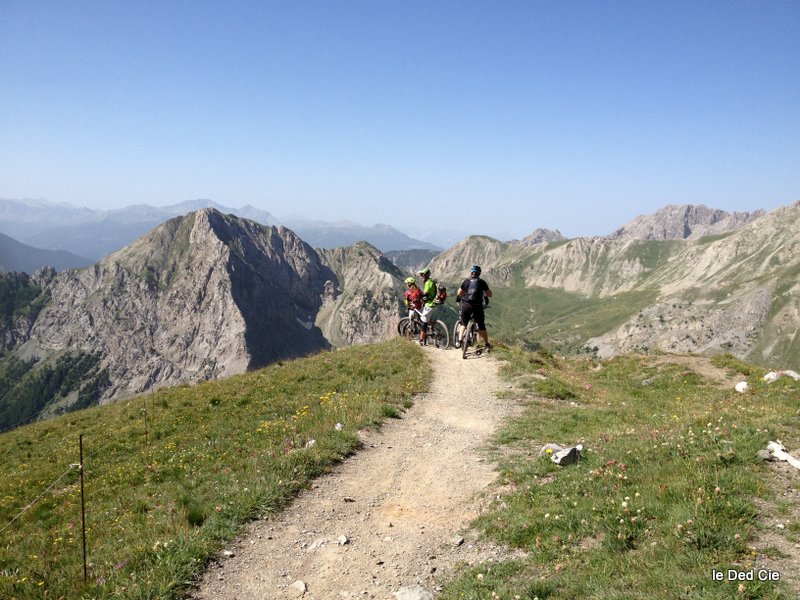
[1,210,405,418]
[316,242,406,346]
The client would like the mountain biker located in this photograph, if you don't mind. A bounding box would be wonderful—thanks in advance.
[403,277,425,343]
[417,267,439,345]
[455,265,492,350]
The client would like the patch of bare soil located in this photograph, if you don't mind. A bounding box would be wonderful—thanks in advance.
[191,346,521,599]
[651,353,742,388]
[752,461,800,597]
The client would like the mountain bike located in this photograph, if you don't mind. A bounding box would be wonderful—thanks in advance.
[454,302,490,359]
[397,307,450,349]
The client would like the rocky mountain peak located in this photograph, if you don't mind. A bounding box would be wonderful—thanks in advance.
[1,209,409,424]
[428,235,512,285]
[11,210,332,402]
[510,228,568,246]
[608,204,765,241]
[315,242,406,346]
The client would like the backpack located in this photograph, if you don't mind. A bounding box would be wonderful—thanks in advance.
[435,282,447,304]
[465,278,482,303]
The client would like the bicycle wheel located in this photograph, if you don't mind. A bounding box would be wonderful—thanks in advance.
[402,320,418,340]
[405,317,424,340]
[429,320,449,349]
[462,320,473,359]
[397,317,410,336]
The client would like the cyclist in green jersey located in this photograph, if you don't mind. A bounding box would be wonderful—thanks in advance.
[417,267,438,346]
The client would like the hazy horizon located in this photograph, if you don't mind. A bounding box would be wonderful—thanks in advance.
[4,195,792,247]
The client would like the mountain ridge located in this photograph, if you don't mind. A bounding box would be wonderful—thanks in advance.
[0,198,437,261]
[3,201,798,429]
[0,232,92,272]
[0,209,405,427]
[608,203,766,241]
[430,201,800,368]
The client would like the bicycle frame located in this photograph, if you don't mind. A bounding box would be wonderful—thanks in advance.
[398,306,449,348]
[456,301,489,358]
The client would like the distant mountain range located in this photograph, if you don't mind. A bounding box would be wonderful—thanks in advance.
[0,198,279,262]
[0,232,91,273]
[0,197,774,275]
[282,217,440,253]
[0,198,438,267]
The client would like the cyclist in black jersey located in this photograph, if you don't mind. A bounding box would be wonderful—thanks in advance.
[455,265,492,350]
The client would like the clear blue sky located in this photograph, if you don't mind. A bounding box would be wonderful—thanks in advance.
[1,1,798,239]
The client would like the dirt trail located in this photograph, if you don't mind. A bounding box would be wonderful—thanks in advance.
[192,346,516,600]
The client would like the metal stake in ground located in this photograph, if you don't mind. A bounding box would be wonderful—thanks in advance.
[79,434,88,584]
[143,399,149,445]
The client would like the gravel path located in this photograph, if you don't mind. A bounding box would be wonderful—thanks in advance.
[191,345,516,599]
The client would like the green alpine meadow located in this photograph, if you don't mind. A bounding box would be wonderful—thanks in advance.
[3,337,800,598]
[0,339,429,600]
[439,346,800,600]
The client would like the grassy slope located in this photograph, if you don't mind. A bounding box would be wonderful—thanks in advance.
[488,287,658,353]
[440,346,800,600]
[4,333,799,599]
[0,339,428,600]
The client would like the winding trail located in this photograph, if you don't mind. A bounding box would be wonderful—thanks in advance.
[192,346,514,599]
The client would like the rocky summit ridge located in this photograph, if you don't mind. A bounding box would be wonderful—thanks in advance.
[608,204,766,241]
[0,210,406,422]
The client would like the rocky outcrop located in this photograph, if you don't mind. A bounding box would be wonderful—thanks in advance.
[587,203,800,364]
[428,236,518,287]
[608,204,765,241]
[3,210,408,412]
[510,228,567,246]
[316,242,406,346]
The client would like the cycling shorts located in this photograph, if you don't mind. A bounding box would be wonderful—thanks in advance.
[459,302,486,331]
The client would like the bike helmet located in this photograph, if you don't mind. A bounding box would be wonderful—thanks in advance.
[470,265,481,276]
[404,276,416,285]
[418,267,431,277]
